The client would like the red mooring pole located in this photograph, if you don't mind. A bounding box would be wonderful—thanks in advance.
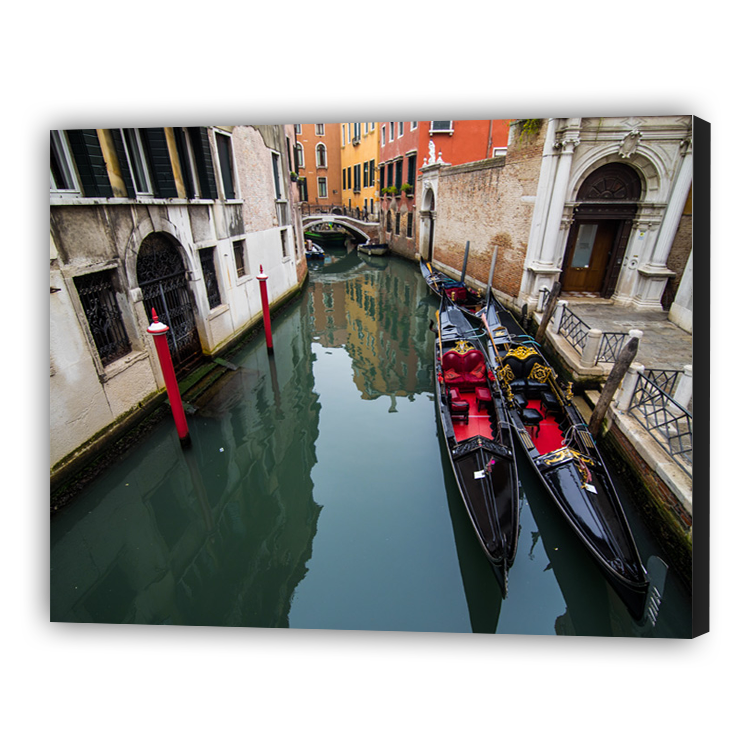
[147,308,190,447]
[257,265,274,351]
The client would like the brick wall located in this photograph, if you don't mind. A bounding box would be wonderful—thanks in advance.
[428,123,547,301]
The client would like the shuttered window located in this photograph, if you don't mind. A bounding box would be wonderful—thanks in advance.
[215,131,236,200]
[188,127,219,199]
[66,130,113,198]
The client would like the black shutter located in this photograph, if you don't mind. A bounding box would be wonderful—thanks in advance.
[188,127,219,199]
[67,129,113,198]
[141,128,178,198]
[109,129,136,199]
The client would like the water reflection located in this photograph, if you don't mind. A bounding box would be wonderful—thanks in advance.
[51,251,691,637]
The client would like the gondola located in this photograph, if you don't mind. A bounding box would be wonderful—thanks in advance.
[421,258,484,312]
[473,289,650,620]
[433,290,520,595]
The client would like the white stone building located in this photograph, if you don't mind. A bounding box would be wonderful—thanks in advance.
[50,125,307,475]
[519,117,694,330]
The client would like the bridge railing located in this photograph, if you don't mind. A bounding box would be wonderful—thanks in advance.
[300,203,375,222]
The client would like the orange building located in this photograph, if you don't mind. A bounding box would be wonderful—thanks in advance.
[417,120,510,166]
[294,123,342,206]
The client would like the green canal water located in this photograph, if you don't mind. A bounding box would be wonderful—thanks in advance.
[50,251,692,637]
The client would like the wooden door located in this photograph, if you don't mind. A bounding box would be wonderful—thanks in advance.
[561,220,618,293]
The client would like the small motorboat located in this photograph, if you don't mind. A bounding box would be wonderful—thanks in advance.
[473,289,650,620]
[420,258,483,312]
[305,241,325,259]
[357,242,389,256]
[433,291,520,595]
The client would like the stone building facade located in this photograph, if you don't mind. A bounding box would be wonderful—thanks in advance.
[50,125,306,474]
[415,117,695,332]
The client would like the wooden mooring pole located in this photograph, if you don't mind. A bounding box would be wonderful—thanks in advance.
[535,281,561,343]
[460,241,470,284]
[589,331,642,438]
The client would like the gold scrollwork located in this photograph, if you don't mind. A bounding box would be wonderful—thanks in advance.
[505,345,538,361]
[452,340,475,355]
[496,364,515,384]
[529,362,553,383]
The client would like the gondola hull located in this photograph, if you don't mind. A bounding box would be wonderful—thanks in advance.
[421,258,484,311]
[476,290,649,620]
[433,292,520,595]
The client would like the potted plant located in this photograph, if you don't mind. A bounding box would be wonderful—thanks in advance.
[400,183,413,197]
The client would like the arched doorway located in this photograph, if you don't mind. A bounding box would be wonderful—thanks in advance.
[420,189,436,261]
[560,163,641,297]
[136,233,202,372]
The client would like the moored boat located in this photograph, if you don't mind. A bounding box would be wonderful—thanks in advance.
[474,290,650,620]
[421,258,484,312]
[305,241,325,259]
[357,242,389,256]
[433,291,520,594]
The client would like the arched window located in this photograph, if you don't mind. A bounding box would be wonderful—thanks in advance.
[295,143,304,169]
[316,144,327,168]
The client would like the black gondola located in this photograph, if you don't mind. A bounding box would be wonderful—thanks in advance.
[433,291,520,595]
[421,258,484,312]
[473,289,650,620]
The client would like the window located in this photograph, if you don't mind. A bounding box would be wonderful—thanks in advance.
[318,177,328,199]
[316,143,327,168]
[398,122,404,137]
[395,159,403,190]
[342,169,346,189]
[295,143,304,169]
[177,127,218,199]
[430,121,454,134]
[280,229,289,258]
[493,147,508,158]
[406,211,414,238]
[379,165,385,190]
[74,270,131,366]
[389,122,395,141]
[353,122,361,143]
[386,211,392,233]
[347,167,352,190]
[354,164,361,192]
[411,121,418,131]
[381,125,386,146]
[272,152,282,200]
[295,124,302,134]
[200,247,222,308]
[395,211,401,235]
[234,240,246,278]
[215,131,236,200]
[50,131,78,193]
[121,129,153,195]
[387,162,393,188]
[342,124,346,147]
[315,124,325,136]
[407,154,417,189]
[370,159,376,187]
[363,161,369,187]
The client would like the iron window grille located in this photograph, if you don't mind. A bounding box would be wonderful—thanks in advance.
[234,241,246,278]
[407,211,414,237]
[74,271,132,367]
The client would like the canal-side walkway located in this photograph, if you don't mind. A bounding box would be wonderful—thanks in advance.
[534,299,694,531]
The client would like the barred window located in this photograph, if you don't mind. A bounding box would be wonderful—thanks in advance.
[74,271,131,366]
[200,247,222,308]
[407,211,414,238]
[234,240,246,278]
[395,212,401,235]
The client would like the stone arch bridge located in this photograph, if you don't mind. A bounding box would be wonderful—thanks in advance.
[302,214,379,244]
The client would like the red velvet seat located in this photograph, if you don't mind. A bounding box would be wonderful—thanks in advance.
[441,348,486,392]
[475,386,492,412]
[449,387,469,422]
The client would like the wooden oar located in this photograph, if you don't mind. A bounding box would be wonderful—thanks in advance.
[436,310,444,362]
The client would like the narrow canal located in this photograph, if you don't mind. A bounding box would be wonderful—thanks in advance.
[51,249,692,637]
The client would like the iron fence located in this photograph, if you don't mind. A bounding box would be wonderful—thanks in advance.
[558,305,632,364]
[643,368,681,398]
[627,372,692,476]
[558,305,590,353]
